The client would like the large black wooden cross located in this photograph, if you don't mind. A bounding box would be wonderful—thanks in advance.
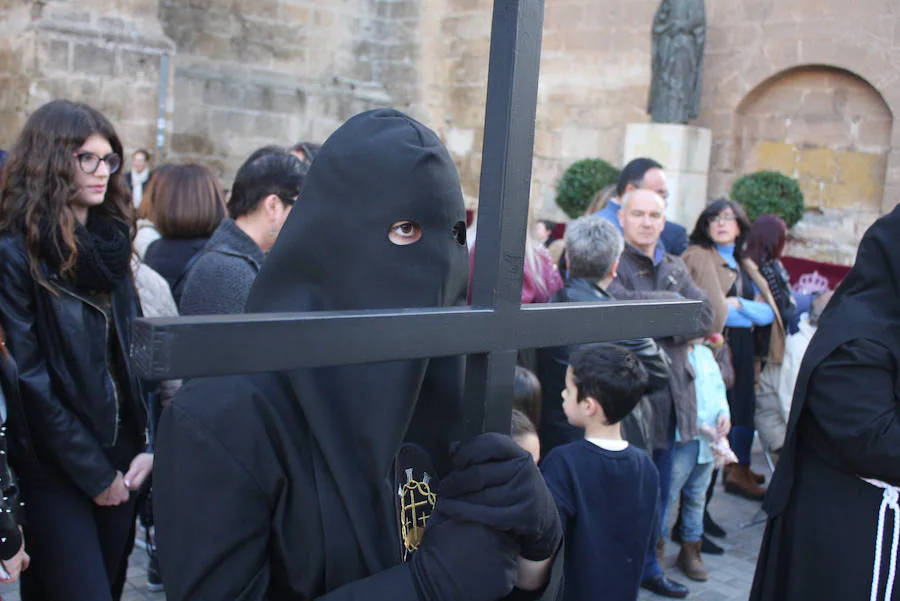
[131,1,703,437]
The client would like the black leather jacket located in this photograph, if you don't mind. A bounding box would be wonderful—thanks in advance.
[0,234,148,499]
[0,333,25,561]
[536,277,671,454]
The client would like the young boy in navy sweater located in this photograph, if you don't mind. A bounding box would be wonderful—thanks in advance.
[541,343,660,601]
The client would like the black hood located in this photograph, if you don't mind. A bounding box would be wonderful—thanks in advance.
[245,109,469,581]
[247,109,468,314]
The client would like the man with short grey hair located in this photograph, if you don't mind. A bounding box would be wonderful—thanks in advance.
[564,215,624,279]
[536,216,670,454]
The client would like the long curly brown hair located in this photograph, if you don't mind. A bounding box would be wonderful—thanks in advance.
[0,100,133,284]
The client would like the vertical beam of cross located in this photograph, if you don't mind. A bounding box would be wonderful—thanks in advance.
[464,0,545,438]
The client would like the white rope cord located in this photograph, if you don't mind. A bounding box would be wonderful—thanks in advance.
[861,477,900,601]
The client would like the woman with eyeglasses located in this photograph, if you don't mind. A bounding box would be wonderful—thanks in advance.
[0,100,153,601]
[140,163,226,307]
[681,200,784,525]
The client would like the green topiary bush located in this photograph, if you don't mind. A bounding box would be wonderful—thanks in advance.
[555,158,621,219]
[730,170,805,228]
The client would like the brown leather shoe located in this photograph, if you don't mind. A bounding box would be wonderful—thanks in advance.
[724,462,766,484]
[676,540,709,581]
[724,464,767,501]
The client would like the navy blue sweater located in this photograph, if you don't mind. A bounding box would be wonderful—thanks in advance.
[541,440,660,601]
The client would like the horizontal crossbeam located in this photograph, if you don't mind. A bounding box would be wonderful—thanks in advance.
[131,298,703,380]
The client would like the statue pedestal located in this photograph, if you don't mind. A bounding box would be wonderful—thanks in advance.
[623,123,712,229]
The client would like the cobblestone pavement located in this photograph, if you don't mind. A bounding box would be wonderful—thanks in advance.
[639,473,767,601]
[0,453,769,601]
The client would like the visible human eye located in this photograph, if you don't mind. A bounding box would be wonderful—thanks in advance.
[388,220,422,245]
[77,152,100,172]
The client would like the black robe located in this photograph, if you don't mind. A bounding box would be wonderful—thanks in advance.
[154,109,562,601]
[750,206,900,601]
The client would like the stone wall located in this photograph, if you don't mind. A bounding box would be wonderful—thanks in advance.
[695,0,900,263]
[159,0,426,180]
[0,0,426,183]
[425,0,658,211]
[430,0,900,263]
[735,66,892,263]
[0,0,173,153]
[0,0,897,262]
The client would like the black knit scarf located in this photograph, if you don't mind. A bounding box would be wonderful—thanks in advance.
[41,214,131,294]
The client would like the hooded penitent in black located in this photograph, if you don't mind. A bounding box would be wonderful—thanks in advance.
[154,110,560,601]
[750,206,900,601]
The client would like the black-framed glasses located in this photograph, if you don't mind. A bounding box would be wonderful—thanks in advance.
[73,152,121,175]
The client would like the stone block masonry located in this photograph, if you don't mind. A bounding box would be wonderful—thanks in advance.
[159,0,421,181]
[0,1,174,157]
[0,0,895,262]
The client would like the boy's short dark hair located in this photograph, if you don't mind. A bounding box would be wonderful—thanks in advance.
[228,147,308,219]
[569,343,648,425]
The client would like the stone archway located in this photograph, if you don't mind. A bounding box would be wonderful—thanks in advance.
[734,66,893,263]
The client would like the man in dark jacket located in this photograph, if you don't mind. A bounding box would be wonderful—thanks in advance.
[180,148,307,315]
[608,188,713,599]
[537,215,671,455]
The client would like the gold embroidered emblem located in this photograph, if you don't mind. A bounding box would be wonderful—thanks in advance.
[399,468,436,558]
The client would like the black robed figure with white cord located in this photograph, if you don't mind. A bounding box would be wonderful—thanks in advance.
[750,206,900,601]
[153,109,562,601]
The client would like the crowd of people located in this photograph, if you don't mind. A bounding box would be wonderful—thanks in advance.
[0,97,895,601]
[506,158,854,599]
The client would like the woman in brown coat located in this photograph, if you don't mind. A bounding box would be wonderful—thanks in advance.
[682,200,784,503]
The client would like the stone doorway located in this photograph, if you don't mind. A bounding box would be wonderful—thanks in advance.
[734,66,893,264]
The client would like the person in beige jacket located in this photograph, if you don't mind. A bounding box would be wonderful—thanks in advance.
[682,200,784,506]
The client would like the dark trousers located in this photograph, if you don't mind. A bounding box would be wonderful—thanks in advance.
[725,327,757,465]
[19,466,137,601]
[641,417,676,580]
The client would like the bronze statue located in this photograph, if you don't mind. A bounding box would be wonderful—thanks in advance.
[647,0,706,124]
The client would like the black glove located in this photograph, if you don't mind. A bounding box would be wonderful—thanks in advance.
[437,433,562,561]
[410,510,518,601]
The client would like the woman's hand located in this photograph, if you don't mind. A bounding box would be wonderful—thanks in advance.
[124,453,154,491]
[725,297,743,310]
[94,471,130,506]
[716,414,732,440]
[0,534,29,583]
